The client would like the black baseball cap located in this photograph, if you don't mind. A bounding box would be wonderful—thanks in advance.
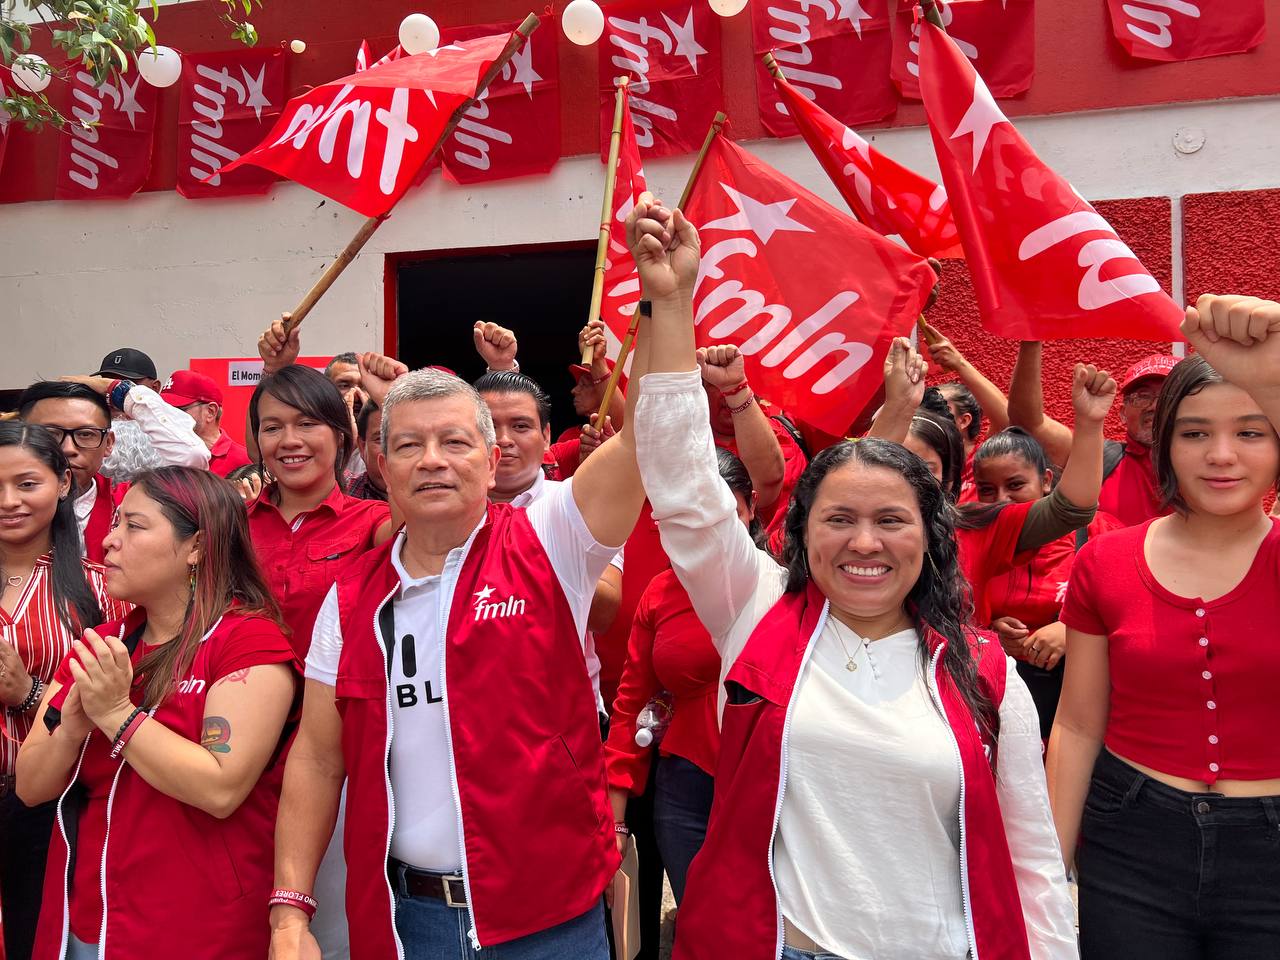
[94,348,157,381]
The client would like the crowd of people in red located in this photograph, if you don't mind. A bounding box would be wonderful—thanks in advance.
[0,196,1277,960]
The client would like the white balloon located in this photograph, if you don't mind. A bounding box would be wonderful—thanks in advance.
[708,0,749,15]
[136,45,182,88]
[399,13,440,55]
[290,39,307,54]
[561,0,605,45]
[11,54,51,94]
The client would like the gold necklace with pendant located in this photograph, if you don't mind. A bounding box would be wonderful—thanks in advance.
[833,626,868,672]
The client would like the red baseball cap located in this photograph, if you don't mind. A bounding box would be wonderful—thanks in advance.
[161,370,223,407]
[569,357,616,380]
[1120,354,1179,393]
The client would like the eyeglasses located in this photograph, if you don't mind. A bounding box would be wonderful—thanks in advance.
[1123,390,1160,407]
[40,426,111,449]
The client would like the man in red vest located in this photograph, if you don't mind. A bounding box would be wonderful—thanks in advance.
[269,196,701,960]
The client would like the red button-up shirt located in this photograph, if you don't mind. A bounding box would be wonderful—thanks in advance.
[208,430,252,478]
[247,484,390,656]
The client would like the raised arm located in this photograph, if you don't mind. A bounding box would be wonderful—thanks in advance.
[866,337,927,442]
[1008,341,1075,468]
[1181,294,1280,429]
[698,344,785,511]
[61,376,210,470]
[922,321,1010,433]
[572,195,700,550]
[473,321,519,373]
[580,319,626,428]
[248,313,303,460]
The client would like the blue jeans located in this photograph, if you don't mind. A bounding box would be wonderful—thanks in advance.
[781,947,842,960]
[393,882,609,960]
[652,753,714,904]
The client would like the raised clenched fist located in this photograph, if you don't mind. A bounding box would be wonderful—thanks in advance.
[259,313,301,374]
[696,344,747,392]
[1071,363,1117,425]
[473,322,518,372]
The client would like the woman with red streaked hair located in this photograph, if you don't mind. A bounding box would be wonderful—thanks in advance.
[16,466,299,960]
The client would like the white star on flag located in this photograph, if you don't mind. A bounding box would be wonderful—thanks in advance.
[240,65,272,119]
[421,43,465,107]
[662,9,708,72]
[474,585,496,603]
[837,0,873,39]
[508,42,541,98]
[949,69,1006,173]
[115,75,146,130]
[702,183,815,245]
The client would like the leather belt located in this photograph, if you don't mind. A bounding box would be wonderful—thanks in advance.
[389,859,468,908]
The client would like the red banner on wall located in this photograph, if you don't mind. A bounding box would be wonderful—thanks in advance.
[752,0,896,138]
[55,68,159,200]
[440,15,559,184]
[0,69,11,176]
[1106,0,1265,62]
[892,0,1034,100]
[177,49,286,199]
[599,0,724,160]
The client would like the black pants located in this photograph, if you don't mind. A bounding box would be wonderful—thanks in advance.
[1015,659,1063,743]
[0,792,58,960]
[1078,750,1280,960]
[652,754,713,905]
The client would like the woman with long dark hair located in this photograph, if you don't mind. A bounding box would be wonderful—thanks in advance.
[625,198,1090,960]
[0,423,128,960]
[1050,294,1280,959]
[16,466,298,960]
[605,449,763,904]
[975,427,1124,742]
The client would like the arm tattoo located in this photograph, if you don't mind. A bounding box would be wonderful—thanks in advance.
[217,668,251,686]
[201,716,232,755]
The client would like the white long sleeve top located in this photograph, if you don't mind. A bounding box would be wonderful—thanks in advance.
[633,369,1078,960]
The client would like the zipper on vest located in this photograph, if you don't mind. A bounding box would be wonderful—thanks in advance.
[374,587,408,960]
[96,752,129,959]
[438,525,483,951]
[927,643,979,960]
[54,733,93,960]
[765,599,829,960]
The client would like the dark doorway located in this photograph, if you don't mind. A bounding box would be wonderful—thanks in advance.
[395,243,596,438]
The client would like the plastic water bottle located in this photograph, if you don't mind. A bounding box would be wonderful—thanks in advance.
[634,695,673,748]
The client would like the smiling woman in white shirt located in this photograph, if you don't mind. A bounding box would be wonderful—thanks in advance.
[624,195,1078,960]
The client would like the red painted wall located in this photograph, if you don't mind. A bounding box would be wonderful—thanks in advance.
[1183,188,1280,305]
[925,196,1175,444]
[4,0,1280,202]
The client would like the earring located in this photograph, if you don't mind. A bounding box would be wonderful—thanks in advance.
[188,563,197,592]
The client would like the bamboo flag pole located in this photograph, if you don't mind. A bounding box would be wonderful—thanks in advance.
[581,77,631,365]
[283,12,542,335]
[593,110,728,424]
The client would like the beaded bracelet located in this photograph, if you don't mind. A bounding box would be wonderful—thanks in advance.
[109,707,147,760]
[14,677,44,713]
[269,889,318,919]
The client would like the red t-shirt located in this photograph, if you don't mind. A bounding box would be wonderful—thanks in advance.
[985,512,1125,631]
[958,448,979,504]
[1098,441,1172,528]
[56,610,297,943]
[955,499,1037,627]
[247,484,390,655]
[1061,518,1280,783]
[720,418,808,540]
[548,438,581,480]
[208,430,252,478]
[604,570,721,793]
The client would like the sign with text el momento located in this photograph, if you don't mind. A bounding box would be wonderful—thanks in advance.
[189,356,329,446]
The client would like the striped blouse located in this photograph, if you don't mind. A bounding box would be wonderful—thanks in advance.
[0,556,131,777]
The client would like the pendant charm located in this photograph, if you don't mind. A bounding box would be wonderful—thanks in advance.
[845,658,857,672]
[5,576,20,588]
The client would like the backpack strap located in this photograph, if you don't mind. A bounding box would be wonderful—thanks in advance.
[1101,439,1127,483]
[769,413,811,460]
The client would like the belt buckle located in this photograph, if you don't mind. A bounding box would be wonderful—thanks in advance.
[442,875,466,909]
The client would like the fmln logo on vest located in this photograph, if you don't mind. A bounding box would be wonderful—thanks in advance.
[473,584,527,622]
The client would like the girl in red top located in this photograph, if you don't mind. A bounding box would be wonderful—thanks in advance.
[0,423,130,960]
[17,466,299,960]
[244,336,395,655]
[1050,294,1280,959]
[974,427,1124,741]
[606,449,762,903]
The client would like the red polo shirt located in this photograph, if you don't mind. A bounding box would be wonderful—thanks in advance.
[208,430,252,478]
[1098,440,1171,528]
[247,484,390,655]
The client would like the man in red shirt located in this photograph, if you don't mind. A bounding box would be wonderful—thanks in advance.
[1008,343,1177,527]
[160,370,252,478]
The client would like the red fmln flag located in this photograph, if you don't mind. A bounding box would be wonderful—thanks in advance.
[893,0,1034,100]
[55,68,159,200]
[1106,0,1265,62]
[598,87,648,355]
[684,136,935,436]
[919,20,1183,342]
[440,16,559,184]
[355,40,405,72]
[178,49,286,199]
[599,0,723,160]
[752,0,895,138]
[221,30,517,218]
[0,69,11,175]
[772,68,961,259]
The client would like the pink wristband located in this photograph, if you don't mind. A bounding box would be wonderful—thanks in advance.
[269,889,318,919]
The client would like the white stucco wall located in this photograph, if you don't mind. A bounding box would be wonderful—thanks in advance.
[2,94,1278,389]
